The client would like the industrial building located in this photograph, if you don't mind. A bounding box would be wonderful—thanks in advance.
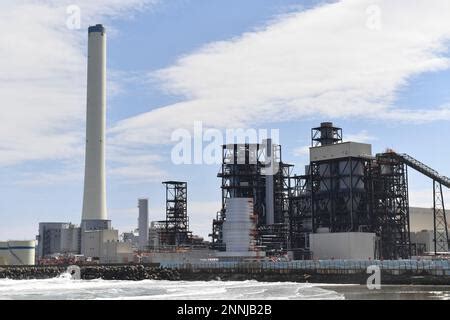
[34,24,132,265]
[37,223,80,258]
[210,140,293,258]
[211,122,449,261]
[23,24,447,267]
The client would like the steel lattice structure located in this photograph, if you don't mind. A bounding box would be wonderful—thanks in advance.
[210,143,292,256]
[370,153,411,259]
[433,181,449,253]
[160,181,192,247]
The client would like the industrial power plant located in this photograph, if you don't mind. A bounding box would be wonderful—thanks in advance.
[0,24,448,268]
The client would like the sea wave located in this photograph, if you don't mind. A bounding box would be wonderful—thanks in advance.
[0,277,344,300]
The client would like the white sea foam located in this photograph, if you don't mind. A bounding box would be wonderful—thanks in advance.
[0,278,344,300]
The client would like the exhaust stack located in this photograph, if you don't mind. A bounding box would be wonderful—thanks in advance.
[81,24,110,231]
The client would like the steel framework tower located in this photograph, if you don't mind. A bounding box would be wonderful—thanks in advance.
[370,153,411,259]
[160,181,192,246]
[210,143,292,256]
[288,172,312,259]
[433,181,448,253]
[309,123,372,234]
[385,153,449,255]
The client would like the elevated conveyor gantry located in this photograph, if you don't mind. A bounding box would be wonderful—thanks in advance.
[384,152,449,254]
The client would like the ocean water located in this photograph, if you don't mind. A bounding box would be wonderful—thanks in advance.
[0,276,343,300]
[0,276,449,300]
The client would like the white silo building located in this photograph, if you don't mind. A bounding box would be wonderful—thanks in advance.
[218,198,264,260]
[0,240,36,265]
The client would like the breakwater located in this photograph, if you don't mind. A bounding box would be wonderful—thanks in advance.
[1,260,450,285]
[0,265,181,281]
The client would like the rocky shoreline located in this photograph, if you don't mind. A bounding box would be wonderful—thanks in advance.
[0,265,449,285]
[0,265,181,281]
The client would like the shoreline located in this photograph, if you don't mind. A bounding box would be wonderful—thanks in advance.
[1,265,450,285]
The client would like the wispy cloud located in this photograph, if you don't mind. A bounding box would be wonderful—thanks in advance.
[0,0,158,167]
[345,130,377,143]
[111,0,450,149]
[293,146,310,157]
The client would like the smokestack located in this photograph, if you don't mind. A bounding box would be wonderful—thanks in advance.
[81,24,110,231]
[264,139,275,225]
[138,199,149,251]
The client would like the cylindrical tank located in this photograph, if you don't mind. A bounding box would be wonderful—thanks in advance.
[0,242,8,265]
[222,198,255,252]
[0,241,35,265]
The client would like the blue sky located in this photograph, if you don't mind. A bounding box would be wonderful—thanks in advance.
[1,0,450,240]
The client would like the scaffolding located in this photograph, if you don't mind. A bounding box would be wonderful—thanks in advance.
[210,143,292,256]
[370,153,411,259]
[288,171,312,259]
[311,122,343,147]
[209,122,448,260]
[159,181,192,247]
[433,181,448,253]
[211,144,263,251]
[385,152,449,255]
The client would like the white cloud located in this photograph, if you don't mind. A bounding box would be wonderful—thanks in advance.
[293,146,310,157]
[107,145,167,183]
[345,130,377,143]
[0,0,158,167]
[111,0,450,149]
[14,169,83,187]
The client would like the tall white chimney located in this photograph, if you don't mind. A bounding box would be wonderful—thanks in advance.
[81,24,109,231]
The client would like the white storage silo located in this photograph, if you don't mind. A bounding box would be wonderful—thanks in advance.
[221,198,258,256]
[0,242,8,265]
[0,241,36,265]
